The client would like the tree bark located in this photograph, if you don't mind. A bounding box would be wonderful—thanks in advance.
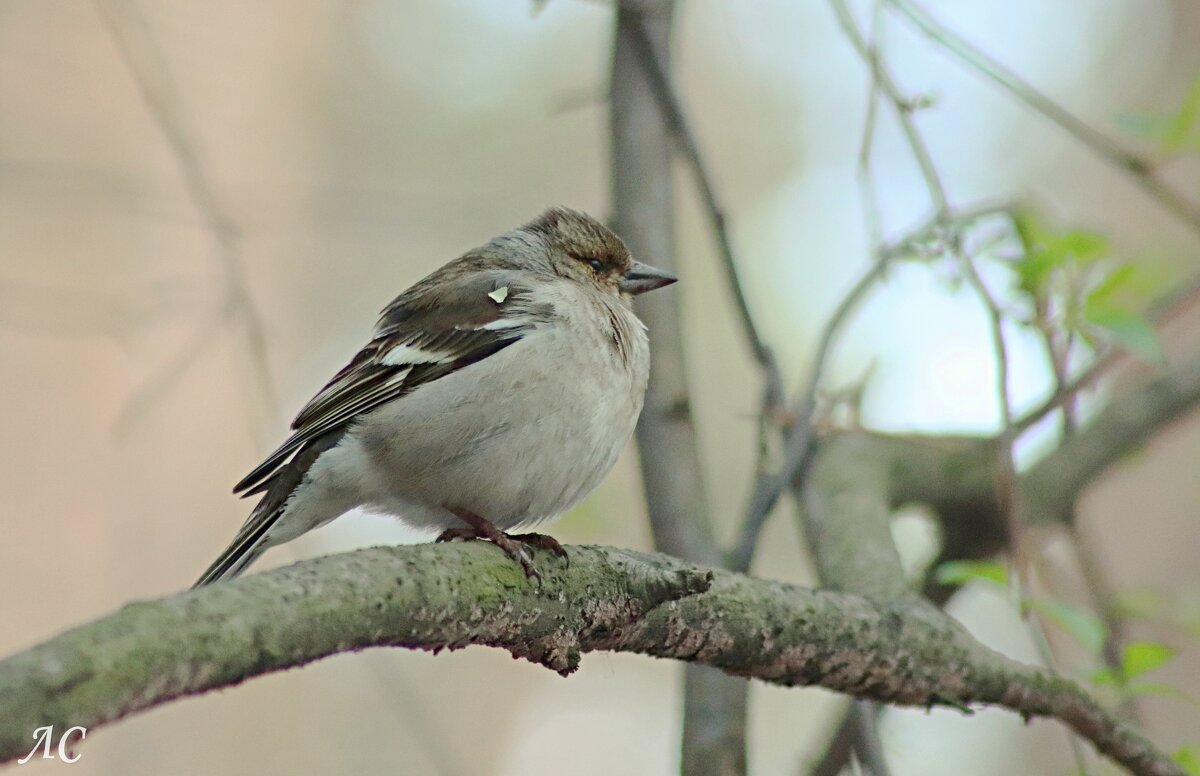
[0,543,1184,776]
[610,2,749,774]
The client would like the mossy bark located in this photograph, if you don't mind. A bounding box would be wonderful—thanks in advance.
[0,542,1182,776]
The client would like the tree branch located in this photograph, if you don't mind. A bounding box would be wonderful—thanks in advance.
[623,12,785,409]
[95,0,278,430]
[0,543,1183,776]
[610,4,748,772]
[1024,351,1200,524]
[886,0,1200,239]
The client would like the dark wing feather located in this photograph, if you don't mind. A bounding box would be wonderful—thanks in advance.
[233,268,549,496]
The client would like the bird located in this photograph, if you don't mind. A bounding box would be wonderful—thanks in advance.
[193,207,676,587]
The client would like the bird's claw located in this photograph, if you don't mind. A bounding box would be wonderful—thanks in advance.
[438,512,566,582]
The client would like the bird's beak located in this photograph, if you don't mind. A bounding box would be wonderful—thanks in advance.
[619,261,678,295]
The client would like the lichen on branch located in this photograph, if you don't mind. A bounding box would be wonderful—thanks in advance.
[0,542,1183,776]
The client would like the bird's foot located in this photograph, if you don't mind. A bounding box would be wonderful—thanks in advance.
[508,532,568,563]
[437,510,567,581]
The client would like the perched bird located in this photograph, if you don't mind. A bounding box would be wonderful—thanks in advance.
[194,207,675,586]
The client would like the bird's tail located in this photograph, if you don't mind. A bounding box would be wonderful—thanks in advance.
[195,430,345,588]
[192,497,282,588]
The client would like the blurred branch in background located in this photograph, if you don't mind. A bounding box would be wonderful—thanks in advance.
[807,702,892,776]
[622,0,1200,771]
[610,3,748,774]
[786,1,1200,772]
[0,543,1187,776]
[94,0,277,431]
[887,0,1200,239]
[623,11,785,412]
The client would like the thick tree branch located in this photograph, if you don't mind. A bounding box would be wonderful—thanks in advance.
[0,543,1182,776]
[1024,352,1200,523]
[825,348,1200,587]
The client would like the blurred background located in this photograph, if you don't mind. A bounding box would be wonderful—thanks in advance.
[2,1,1198,774]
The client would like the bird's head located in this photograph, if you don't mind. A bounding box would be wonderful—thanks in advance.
[525,206,677,298]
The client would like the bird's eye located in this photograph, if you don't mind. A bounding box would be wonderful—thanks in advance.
[586,258,605,272]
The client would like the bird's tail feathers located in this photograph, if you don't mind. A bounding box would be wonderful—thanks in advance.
[192,498,282,588]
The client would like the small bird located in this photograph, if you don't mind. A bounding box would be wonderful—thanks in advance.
[194,207,675,586]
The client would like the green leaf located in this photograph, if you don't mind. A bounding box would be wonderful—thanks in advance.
[1121,641,1175,679]
[1025,599,1108,657]
[1116,73,1200,156]
[1085,263,1137,307]
[1161,75,1200,154]
[1088,666,1121,686]
[1084,307,1165,364]
[1080,261,1164,363]
[1058,230,1109,263]
[1010,210,1110,309]
[933,560,1009,587]
[1174,746,1200,776]
[1126,682,1191,701]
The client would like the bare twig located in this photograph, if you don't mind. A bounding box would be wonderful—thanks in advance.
[807,705,858,776]
[730,202,1012,572]
[624,14,786,411]
[730,0,1015,571]
[1062,523,1143,725]
[729,257,886,571]
[961,252,1097,772]
[831,0,948,215]
[94,0,277,429]
[958,260,1020,547]
[887,0,1200,239]
[851,703,893,776]
[625,10,794,580]
[806,701,894,776]
[826,6,1140,768]
[854,0,888,249]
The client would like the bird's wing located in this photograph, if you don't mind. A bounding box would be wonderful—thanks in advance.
[233,267,553,496]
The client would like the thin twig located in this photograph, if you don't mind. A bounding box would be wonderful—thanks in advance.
[810,25,896,776]
[958,260,1019,544]
[851,702,894,776]
[961,242,1096,776]
[855,0,886,248]
[729,258,886,571]
[887,0,1200,239]
[729,202,1009,571]
[731,0,1014,570]
[831,0,948,216]
[1063,523,1144,725]
[834,4,1110,767]
[1013,267,1200,433]
[625,13,786,411]
[94,0,278,429]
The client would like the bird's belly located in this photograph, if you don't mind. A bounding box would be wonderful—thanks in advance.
[351,331,641,532]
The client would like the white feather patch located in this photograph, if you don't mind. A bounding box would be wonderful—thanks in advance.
[487,286,509,303]
[380,344,446,366]
[384,366,413,385]
[476,317,527,331]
